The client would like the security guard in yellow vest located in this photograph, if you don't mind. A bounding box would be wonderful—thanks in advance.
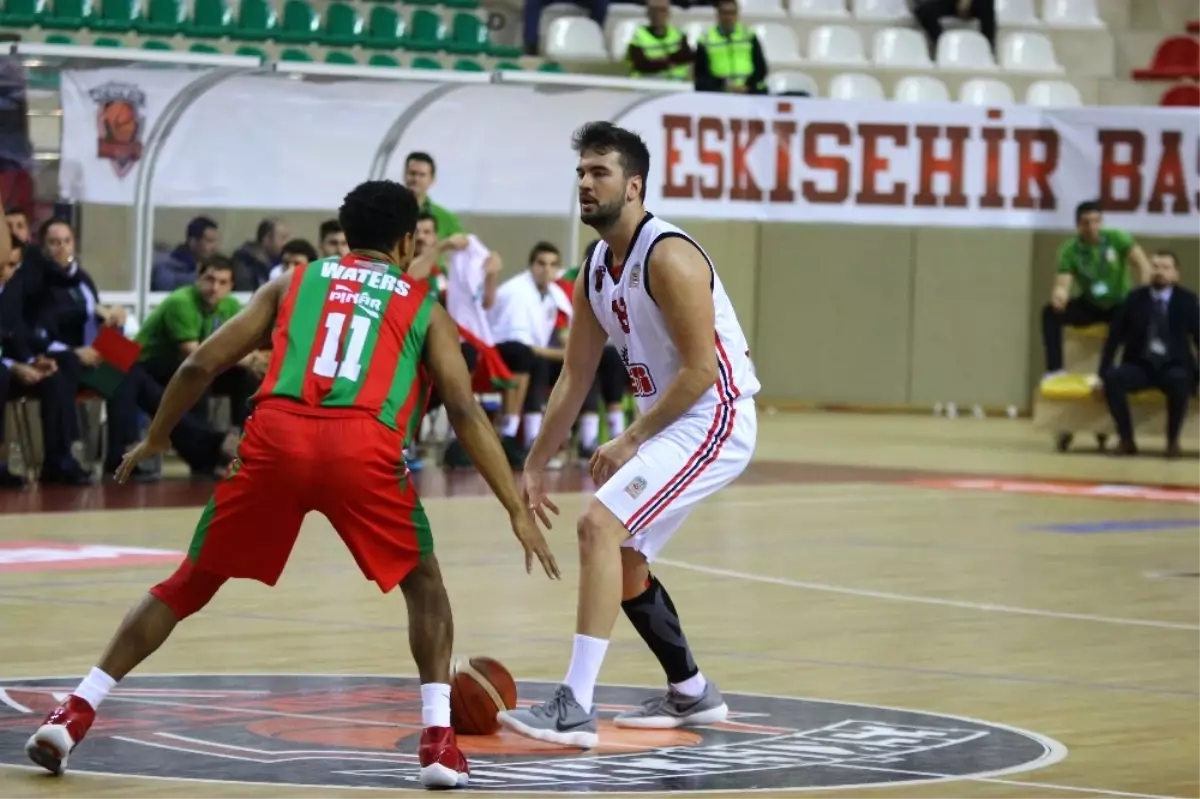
[695,0,768,94]
[626,0,693,80]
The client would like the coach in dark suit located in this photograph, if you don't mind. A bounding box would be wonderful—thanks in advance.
[1098,250,1200,458]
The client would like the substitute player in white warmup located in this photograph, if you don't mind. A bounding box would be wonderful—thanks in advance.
[498,122,760,748]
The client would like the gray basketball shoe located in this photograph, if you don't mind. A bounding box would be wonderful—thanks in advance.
[496,685,599,748]
[613,682,729,729]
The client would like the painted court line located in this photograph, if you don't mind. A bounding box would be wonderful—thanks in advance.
[657,559,1200,631]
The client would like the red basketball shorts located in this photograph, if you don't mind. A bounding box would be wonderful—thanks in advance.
[183,400,432,592]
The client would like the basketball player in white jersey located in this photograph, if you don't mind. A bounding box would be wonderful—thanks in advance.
[497,122,760,748]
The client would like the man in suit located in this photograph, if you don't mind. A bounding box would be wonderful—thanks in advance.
[1098,250,1199,458]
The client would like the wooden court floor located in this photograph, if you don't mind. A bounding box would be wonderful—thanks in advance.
[0,412,1196,798]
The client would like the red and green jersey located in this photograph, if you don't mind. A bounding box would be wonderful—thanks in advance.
[255,253,438,442]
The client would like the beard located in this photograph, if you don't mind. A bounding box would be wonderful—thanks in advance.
[580,196,624,230]
[1150,275,1168,288]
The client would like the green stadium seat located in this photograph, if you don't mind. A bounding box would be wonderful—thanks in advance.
[321,2,360,47]
[403,8,444,53]
[43,32,75,43]
[537,61,563,72]
[142,38,174,49]
[410,55,440,69]
[494,59,521,70]
[324,49,355,64]
[137,0,182,34]
[0,0,45,27]
[367,52,399,67]
[187,0,231,38]
[233,0,276,41]
[363,3,402,49]
[452,57,483,71]
[189,41,221,53]
[441,0,478,10]
[234,44,266,58]
[444,12,486,55]
[276,0,318,43]
[488,41,522,58]
[279,46,311,60]
[92,35,122,45]
[41,0,94,30]
[92,0,138,31]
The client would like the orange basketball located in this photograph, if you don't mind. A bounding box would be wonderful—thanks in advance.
[449,656,518,735]
[102,102,138,143]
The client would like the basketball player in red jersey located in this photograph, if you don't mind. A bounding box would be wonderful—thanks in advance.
[24,181,559,790]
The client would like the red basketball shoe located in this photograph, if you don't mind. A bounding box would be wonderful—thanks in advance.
[25,695,96,776]
[418,726,469,789]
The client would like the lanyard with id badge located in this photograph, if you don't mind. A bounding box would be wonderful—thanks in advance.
[1075,235,1115,300]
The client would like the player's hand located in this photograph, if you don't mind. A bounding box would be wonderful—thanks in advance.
[509,508,561,579]
[521,468,560,530]
[75,346,102,367]
[589,433,639,488]
[1050,287,1068,311]
[114,435,171,484]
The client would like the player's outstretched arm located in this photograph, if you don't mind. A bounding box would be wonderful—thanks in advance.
[423,303,560,579]
[524,266,608,472]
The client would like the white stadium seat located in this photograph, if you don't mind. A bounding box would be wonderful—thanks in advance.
[852,0,909,22]
[893,74,950,102]
[828,72,884,99]
[872,27,932,67]
[739,0,786,18]
[936,29,996,70]
[1025,79,1083,107]
[807,24,866,64]
[544,17,608,59]
[683,20,708,47]
[790,0,849,19]
[995,0,1039,26]
[1041,0,1104,28]
[767,70,819,95]
[959,77,1016,105]
[609,18,641,60]
[752,23,803,65]
[999,31,1063,73]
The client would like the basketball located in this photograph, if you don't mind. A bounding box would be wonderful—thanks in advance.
[449,656,518,735]
[101,102,138,143]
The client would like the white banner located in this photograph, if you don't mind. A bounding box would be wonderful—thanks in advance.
[59,70,1200,234]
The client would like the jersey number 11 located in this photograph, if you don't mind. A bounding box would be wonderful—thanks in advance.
[313,312,370,382]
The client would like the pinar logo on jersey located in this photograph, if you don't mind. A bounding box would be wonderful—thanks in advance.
[89,81,146,179]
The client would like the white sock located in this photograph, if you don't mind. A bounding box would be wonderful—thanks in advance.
[522,413,543,448]
[671,671,707,698]
[72,667,116,710]
[421,682,451,728]
[578,413,600,449]
[500,414,520,438]
[607,409,626,438]
[563,634,609,712]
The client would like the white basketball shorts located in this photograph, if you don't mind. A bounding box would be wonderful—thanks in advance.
[595,398,757,562]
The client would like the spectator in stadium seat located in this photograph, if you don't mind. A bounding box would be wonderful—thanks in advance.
[1042,201,1152,379]
[695,0,768,94]
[627,0,693,81]
[268,238,319,281]
[151,216,221,291]
[0,243,91,486]
[137,255,267,437]
[523,0,609,56]
[5,205,28,245]
[1097,250,1199,459]
[318,219,349,258]
[232,217,290,292]
[910,0,996,55]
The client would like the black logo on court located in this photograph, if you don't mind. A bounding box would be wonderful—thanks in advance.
[0,674,1065,792]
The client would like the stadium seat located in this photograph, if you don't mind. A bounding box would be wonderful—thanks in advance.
[442,0,479,10]
[1025,79,1081,106]
[852,0,907,21]
[445,12,488,55]
[233,0,277,41]
[93,0,139,32]
[1161,83,1200,106]
[277,0,319,44]
[936,29,996,70]
[995,0,1038,26]
[410,55,442,69]
[752,22,802,66]
[43,32,74,42]
[321,2,361,47]
[682,19,706,47]
[789,0,847,19]
[188,41,221,52]
[828,71,883,99]
[544,17,607,60]
[0,0,45,28]
[142,38,173,48]
[453,57,484,70]
[325,49,356,63]
[93,35,122,45]
[893,74,949,102]
[999,31,1062,72]
[872,27,930,67]
[279,46,311,60]
[959,77,1015,104]
[188,0,232,38]
[488,40,523,59]
[367,52,399,67]
[1041,0,1103,28]
[41,0,93,30]
[138,0,183,34]
[363,4,404,49]
[610,17,639,60]
[1033,373,1200,444]
[1132,36,1200,81]
[808,24,865,64]
[538,61,564,72]
[234,44,266,58]
[404,8,446,52]
[739,0,785,18]
[495,59,522,69]
[766,70,818,95]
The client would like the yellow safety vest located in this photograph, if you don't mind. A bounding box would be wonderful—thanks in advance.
[703,23,756,89]
[628,24,690,80]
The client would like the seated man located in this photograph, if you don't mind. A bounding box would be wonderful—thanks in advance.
[1097,250,1199,459]
[137,256,267,437]
[267,238,319,281]
[910,0,995,54]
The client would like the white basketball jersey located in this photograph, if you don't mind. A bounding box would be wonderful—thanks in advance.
[585,213,760,416]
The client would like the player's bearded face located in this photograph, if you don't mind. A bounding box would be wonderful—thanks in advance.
[579,184,627,228]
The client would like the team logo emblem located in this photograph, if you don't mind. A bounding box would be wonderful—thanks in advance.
[629,263,641,289]
[624,476,647,499]
[89,81,146,179]
[0,674,1064,792]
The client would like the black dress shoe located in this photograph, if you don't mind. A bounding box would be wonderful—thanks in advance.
[39,461,93,486]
